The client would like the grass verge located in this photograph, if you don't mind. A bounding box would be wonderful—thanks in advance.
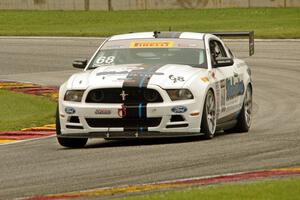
[0,8,299,38]
[115,178,300,200]
[0,90,56,131]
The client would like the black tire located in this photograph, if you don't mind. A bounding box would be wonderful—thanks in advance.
[56,105,88,148]
[201,90,217,139]
[57,137,88,148]
[226,85,252,133]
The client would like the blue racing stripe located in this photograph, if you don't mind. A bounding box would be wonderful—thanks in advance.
[138,103,143,133]
[138,103,143,118]
[139,75,147,88]
[139,127,144,132]
[138,65,157,88]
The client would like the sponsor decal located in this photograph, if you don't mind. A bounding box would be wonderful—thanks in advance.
[65,107,76,114]
[96,66,145,76]
[221,80,226,88]
[177,43,197,48]
[220,80,226,111]
[130,41,174,48]
[169,75,185,83]
[115,78,136,83]
[215,79,227,116]
[95,109,111,115]
[226,77,245,100]
[97,71,163,77]
[215,81,221,116]
[200,76,209,83]
[118,104,127,118]
[105,45,124,49]
[97,71,130,76]
[96,56,115,64]
[171,106,188,113]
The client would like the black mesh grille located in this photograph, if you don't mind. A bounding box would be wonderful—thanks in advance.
[170,115,185,122]
[86,88,163,103]
[69,116,80,123]
[85,118,162,128]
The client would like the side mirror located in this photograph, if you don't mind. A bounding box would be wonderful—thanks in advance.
[73,59,87,69]
[214,57,234,67]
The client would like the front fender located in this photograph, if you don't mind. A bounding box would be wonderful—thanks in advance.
[183,73,216,127]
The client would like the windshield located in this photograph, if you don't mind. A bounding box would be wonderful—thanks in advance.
[88,39,207,69]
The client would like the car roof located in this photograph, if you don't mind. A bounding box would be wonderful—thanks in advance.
[109,32,206,41]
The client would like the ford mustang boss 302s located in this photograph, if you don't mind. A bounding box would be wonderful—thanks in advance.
[56,31,254,148]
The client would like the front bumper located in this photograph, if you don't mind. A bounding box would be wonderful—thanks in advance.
[59,86,203,139]
[58,131,203,139]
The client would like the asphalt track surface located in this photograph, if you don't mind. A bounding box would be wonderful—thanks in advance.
[0,38,300,199]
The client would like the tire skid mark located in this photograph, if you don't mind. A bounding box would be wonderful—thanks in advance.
[19,167,300,200]
[0,80,57,145]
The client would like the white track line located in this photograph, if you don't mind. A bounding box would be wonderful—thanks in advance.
[0,135,56,146]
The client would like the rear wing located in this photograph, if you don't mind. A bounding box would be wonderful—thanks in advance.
[211,31,254,56]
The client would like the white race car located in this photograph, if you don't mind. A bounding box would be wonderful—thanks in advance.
[56,31,254,148]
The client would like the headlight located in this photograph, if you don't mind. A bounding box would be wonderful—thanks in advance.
[166,89,193,101]
[64,90,84,102]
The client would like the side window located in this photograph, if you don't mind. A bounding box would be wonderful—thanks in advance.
[209,40,227,66]
[225,44,234,58]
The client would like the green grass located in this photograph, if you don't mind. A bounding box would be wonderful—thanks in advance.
[0,90,56,131]
[0,8,299,38]
[115,178,300,200]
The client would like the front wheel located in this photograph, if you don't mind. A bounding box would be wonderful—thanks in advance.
[56,105,88,148]
[201,90,217,139]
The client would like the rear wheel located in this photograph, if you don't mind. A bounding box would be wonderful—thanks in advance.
[56,106,88,148]
[226,85,252,133]
[201,90,217,139]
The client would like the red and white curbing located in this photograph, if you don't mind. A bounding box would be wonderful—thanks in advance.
[0,80,58,100]
[0,125,56,145]
[19,167,300,200]
[0,81,57,145]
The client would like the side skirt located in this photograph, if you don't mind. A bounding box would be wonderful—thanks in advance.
[216,111,240,131]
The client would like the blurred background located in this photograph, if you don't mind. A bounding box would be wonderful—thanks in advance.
[0,0,299,11]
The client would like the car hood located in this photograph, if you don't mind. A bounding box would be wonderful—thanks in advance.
[66,64,206,90]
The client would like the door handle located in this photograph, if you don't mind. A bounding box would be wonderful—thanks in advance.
[234,72,239,77]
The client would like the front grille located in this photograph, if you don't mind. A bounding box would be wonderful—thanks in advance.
[166,124,188,128]
[85,118,162,128]
[170,115,185,122]
[86,88,163,103]
[68,116,80,123]
[66,125,83,129]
